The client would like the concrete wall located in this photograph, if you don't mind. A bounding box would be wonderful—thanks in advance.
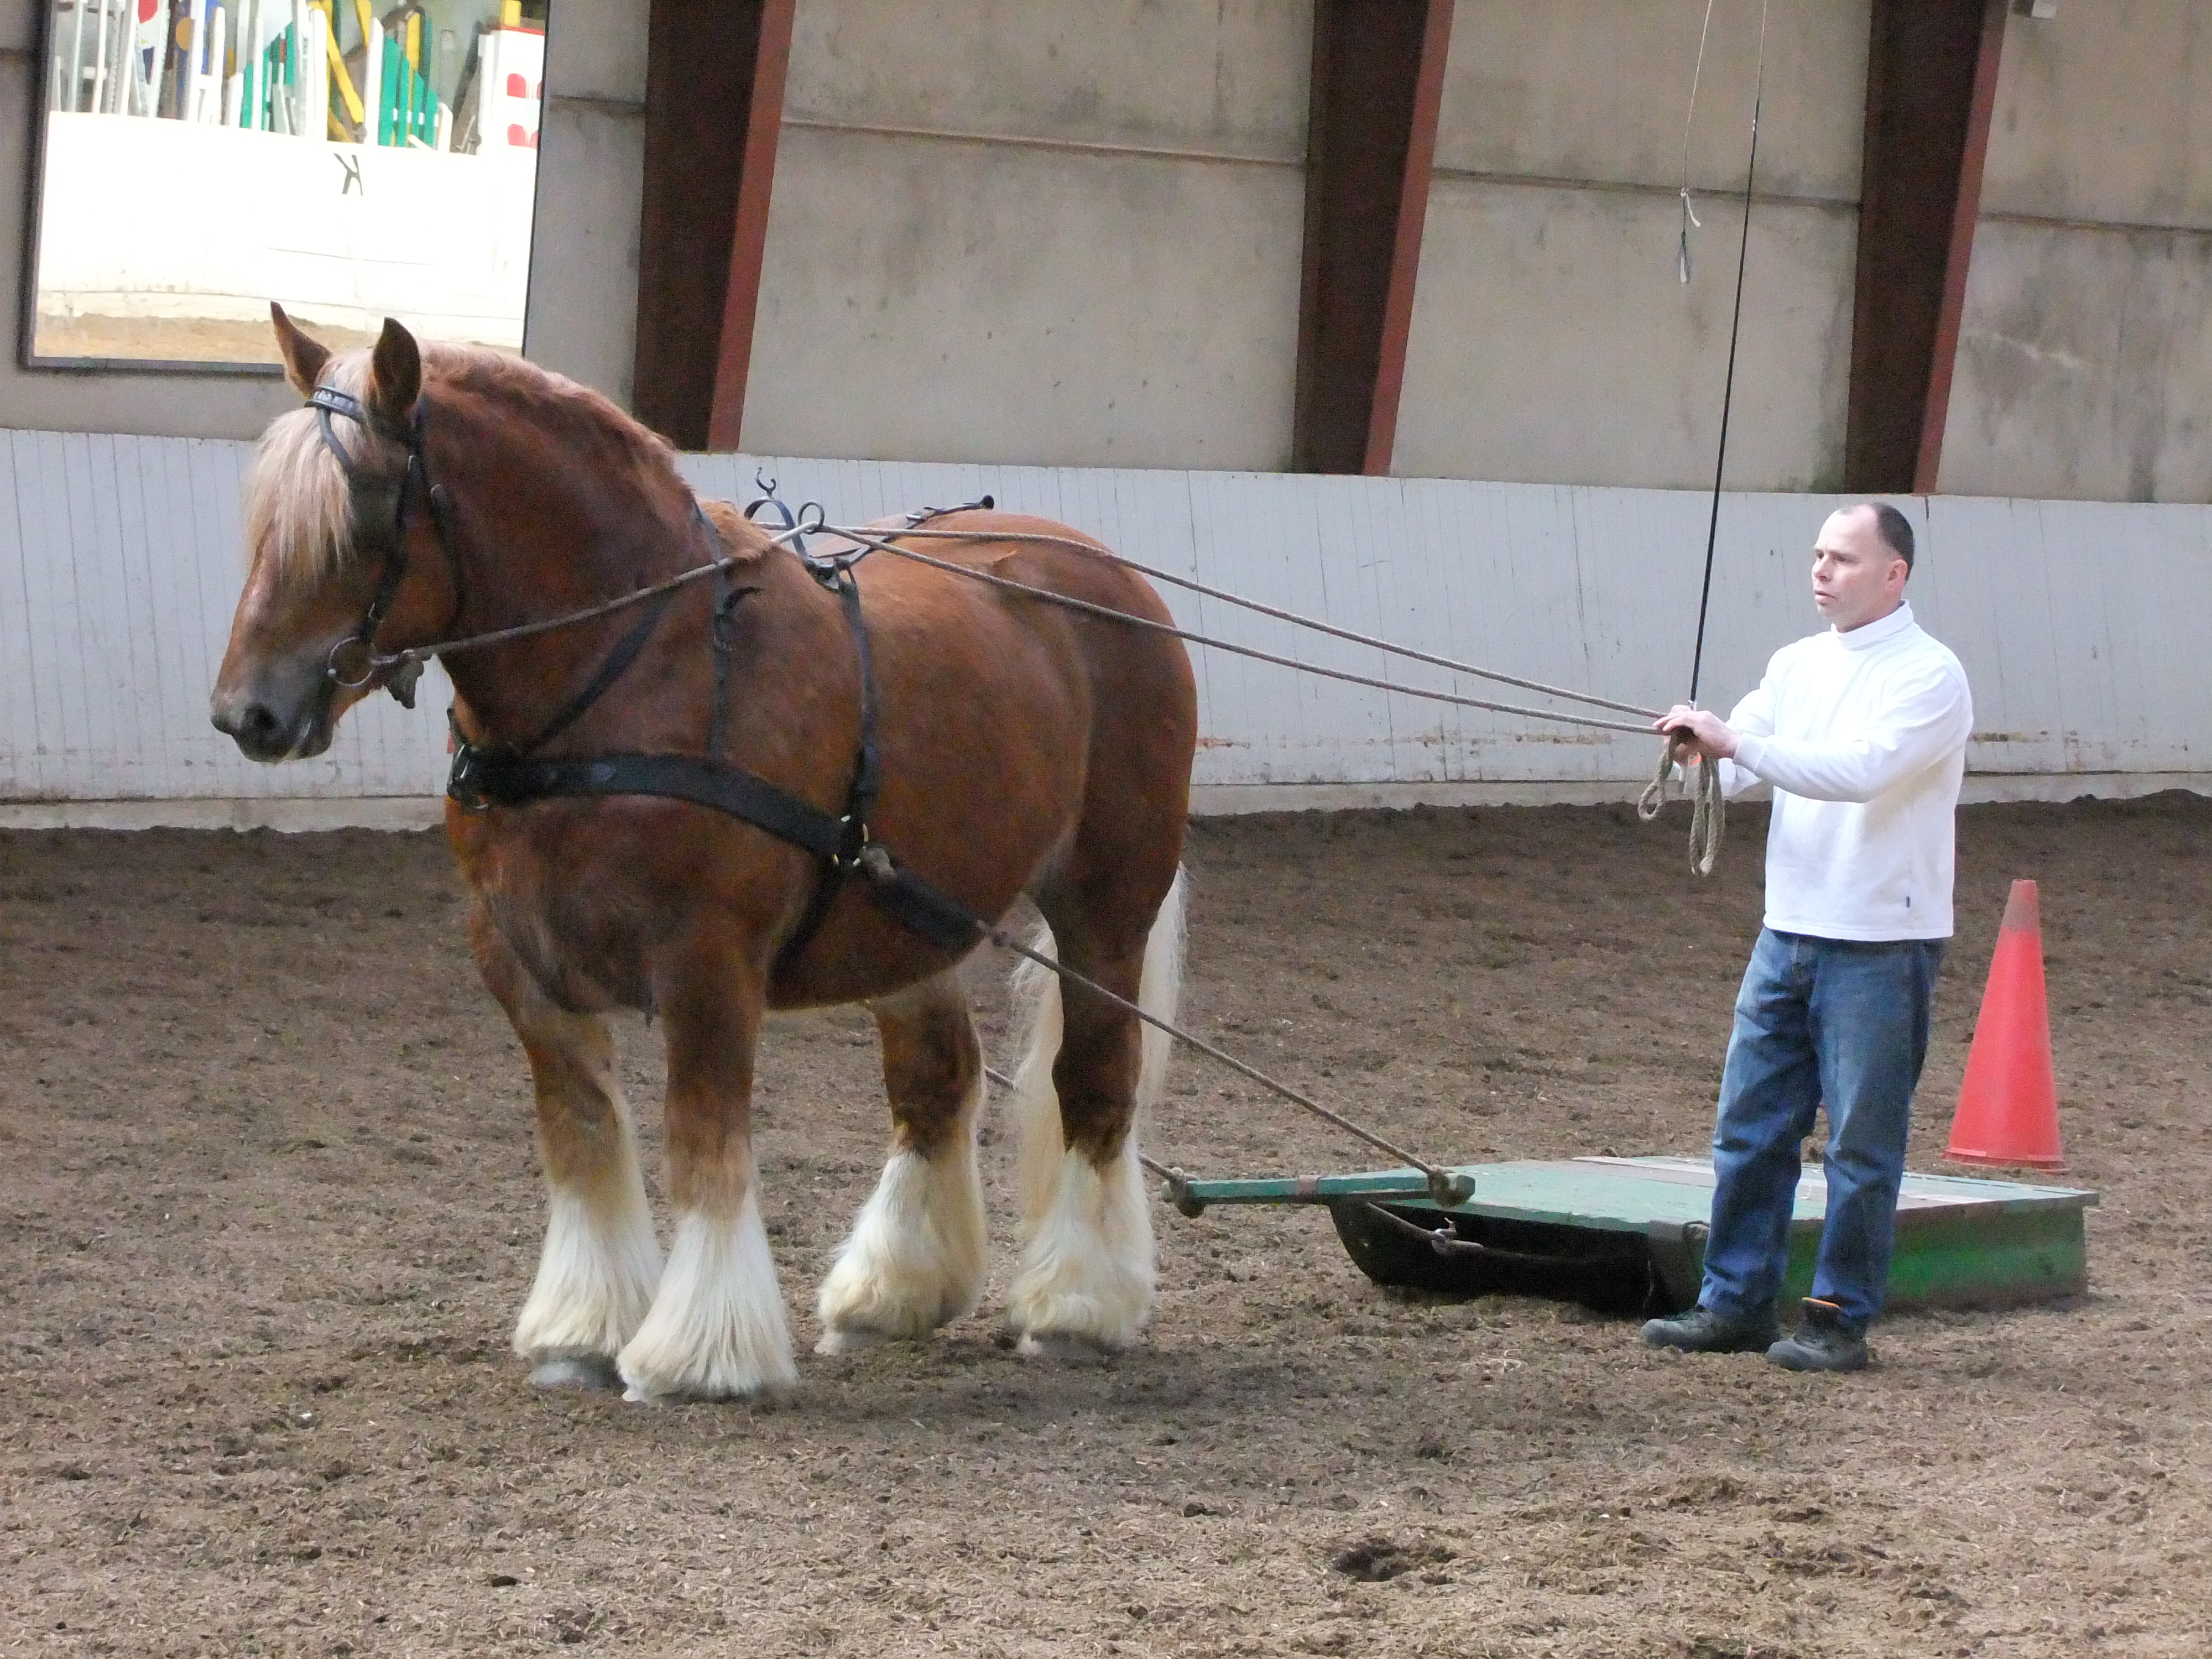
[4,0,2210,506]
[738,0,1311,470]
[1393,0,1866,492]
[1943,0,2212,502]
[520,0,646,407]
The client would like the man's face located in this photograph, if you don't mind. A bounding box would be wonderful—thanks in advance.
[1811,507,1908,632]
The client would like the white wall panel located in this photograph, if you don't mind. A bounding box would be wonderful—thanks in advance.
[3,439,2206,814]
[0,430,453,803]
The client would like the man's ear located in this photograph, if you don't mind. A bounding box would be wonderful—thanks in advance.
[270,302,331,398]
[368,317,422,428]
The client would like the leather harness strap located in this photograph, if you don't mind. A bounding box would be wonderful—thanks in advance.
[447,748,984,958]
[444,494,995,974]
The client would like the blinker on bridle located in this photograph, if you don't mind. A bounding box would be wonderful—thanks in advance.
[305,383,465,708]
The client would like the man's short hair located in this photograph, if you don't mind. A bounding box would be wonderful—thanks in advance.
[1864,502,1915,572]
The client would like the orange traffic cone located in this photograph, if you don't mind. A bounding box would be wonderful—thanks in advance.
[1945,879,2064,1170]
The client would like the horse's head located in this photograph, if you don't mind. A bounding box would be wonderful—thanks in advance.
[211,306,446,761]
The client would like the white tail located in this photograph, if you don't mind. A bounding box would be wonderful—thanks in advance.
[1007,868,1187,1232]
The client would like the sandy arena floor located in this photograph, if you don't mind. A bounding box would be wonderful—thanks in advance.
[3,797,2207,1657]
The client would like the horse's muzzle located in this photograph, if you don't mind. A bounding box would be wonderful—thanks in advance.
[211,686,332,761]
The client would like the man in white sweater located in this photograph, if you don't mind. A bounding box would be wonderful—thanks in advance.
[1640,502,1973,1371]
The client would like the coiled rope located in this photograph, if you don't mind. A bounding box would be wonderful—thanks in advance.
[1637,739,1724,878]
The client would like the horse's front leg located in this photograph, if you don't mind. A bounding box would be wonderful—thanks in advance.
[616,949,795,1402]
[474,911,661,1390]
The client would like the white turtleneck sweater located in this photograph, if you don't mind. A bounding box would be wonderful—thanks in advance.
[1715,602,1974,942]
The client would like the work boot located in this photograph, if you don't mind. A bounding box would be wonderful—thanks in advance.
[1766,1298,1870,1372]
[1640,1305,1780,1354]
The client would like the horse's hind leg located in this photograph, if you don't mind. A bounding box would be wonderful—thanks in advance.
[474,914,660,1390]
[815,972,988,1353]
[1004,869,1186,1357]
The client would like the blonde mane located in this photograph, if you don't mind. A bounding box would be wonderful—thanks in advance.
[241,342,685,590]
[242,349,372,586]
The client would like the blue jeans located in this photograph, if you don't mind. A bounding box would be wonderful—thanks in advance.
[1699,928,1945,1332]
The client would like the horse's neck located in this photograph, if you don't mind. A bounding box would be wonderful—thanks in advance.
[436,413,701,748]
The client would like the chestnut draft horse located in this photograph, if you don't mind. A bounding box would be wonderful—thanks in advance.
[211,310,1197,1402]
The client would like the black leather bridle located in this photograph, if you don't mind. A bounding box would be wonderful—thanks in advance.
[306,383,463,708]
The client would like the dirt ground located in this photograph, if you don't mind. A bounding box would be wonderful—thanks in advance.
[3,796,2207,1657]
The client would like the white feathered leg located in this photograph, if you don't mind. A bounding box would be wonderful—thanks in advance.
[1005,870,1185,1355]
[816,1062,988,1352]
[1009,1138,1155,1356]
[617,1180,796,1402]
[513,1155,661,1389]
[502,1000,661,1391]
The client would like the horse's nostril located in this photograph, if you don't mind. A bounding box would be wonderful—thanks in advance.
[212,700,284,748]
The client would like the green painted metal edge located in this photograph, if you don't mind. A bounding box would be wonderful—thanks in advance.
[1177,1159,2096,1229]
[1787,1204,2089,1310]
[1172,1168,1437,1205]
[1175,1171,1665,1232]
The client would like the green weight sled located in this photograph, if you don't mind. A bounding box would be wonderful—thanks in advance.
[1171,1155,2095,1317]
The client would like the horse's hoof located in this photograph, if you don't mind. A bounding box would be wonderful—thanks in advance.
[1015,1331,1117,1365]
[530,1355,622,1391]
[815,1326,890,1356]
[619,1377,794,1405]
[529,1354,622,1391]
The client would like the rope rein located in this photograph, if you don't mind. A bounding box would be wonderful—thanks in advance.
[368,517,816,672]
[865,525,1659,719]
[811,522,1660,735]
[970,929,1474,1211]
[820,521,1725,875]
[1636,740,1724,877]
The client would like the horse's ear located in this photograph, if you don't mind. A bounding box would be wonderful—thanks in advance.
[270,302,330,398]
[368,317,422,427]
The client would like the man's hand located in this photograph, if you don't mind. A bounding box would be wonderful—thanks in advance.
[1655,704,1740,764]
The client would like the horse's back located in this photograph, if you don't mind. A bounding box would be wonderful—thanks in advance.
[865,508,1194,728]
[756,507,1196,1004]
[902,509,1197,908]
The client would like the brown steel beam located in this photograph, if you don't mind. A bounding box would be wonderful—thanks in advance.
[707,0,795,450]
[1292,0,1454,476]
[1845,0,2008,494]
[632,0,794,451]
